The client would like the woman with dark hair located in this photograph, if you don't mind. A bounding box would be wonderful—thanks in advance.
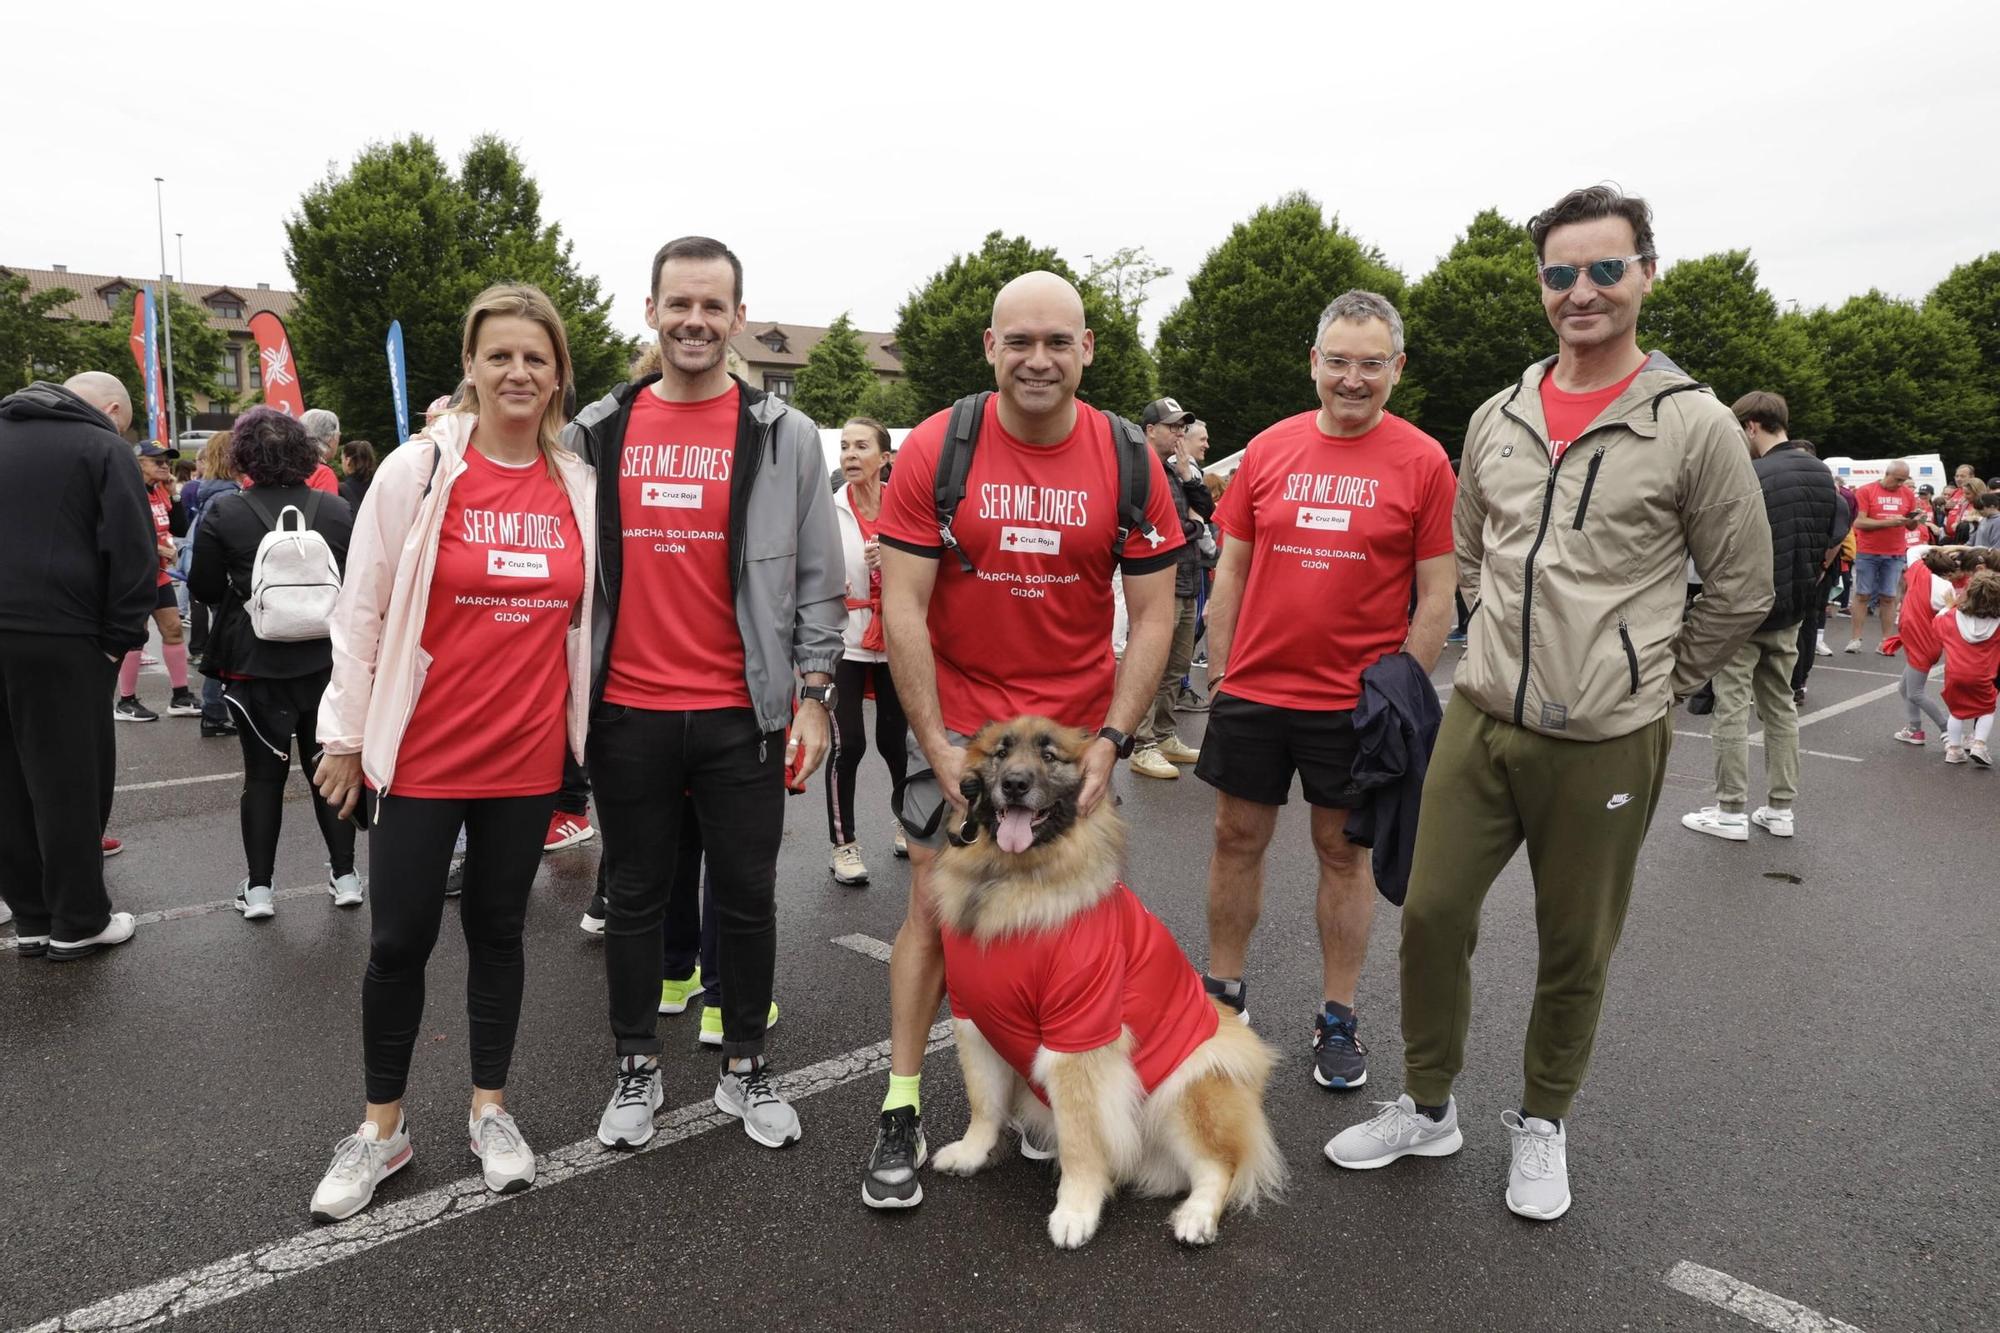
[824,415,908,885]
[339,440,378,512]
[309,283,594,1221]
[188,407,358,925]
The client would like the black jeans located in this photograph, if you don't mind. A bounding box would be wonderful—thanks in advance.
[589,705,784,1060]
[825,658,908,846]
[659,801,716,987]
[0,632,117,940]
[362,791,555,1103]
[1793,566,1841,692]
[225,671,354,886]
[555,751,590,818]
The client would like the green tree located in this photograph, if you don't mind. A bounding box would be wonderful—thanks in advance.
[790,312,877,427]
[893,230,1156,420]
[1639,249,1828,438]
[63,288,228,427]
[1929,253,2000,458]
[1398,208,1549,454]
[853,376,921,428]
[1802,291,1993,466]
[0,274,80,392]
[1154,192,1402,455]
[284,134,634,447]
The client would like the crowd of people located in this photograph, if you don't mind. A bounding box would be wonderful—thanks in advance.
[4,184,1996,1235]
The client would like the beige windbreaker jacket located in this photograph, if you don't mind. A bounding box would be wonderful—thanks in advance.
[318,413,596,794]
[1453,352,1773,742]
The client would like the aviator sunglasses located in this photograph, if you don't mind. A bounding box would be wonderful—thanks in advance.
[1537,254,1651,291]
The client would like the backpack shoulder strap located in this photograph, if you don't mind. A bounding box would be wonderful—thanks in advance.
[933,391,991,573]
[300,488,322,528]
[1104,411,1161,560]
[241,487,282,532]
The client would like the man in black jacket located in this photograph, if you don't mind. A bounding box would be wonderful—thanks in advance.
[0,374,158,960]
[1681,392,1843,843]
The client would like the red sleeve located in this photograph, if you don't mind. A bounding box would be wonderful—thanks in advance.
[1912,610,1950,674]
[1215,449,1255,543]
[1414,447,1458,560]
[1120,444,1188,574]
[874,414,946,556]
[308,464,340,496]
[1039,924,1126,1054]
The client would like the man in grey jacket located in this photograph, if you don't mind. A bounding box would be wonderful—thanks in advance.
[564,236,845,1152]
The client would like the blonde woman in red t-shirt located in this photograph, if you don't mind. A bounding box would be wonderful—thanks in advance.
[306,285,596,1223]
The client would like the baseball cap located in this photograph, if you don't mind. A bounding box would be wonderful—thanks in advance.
[136,441,180,460]
[1141,397,1195,427]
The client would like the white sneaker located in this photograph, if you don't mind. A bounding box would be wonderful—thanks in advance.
[1972,740,1993,769]
[714,1059,803,1149]
[328,870,364,908]
[830,841,869,886]
[1325,1094,1463,1169]
[1502,1110,1571,1220]
[1680,806,1748,841]
[1946,743,1968,765]
[47,911,137,961]
[1815,636,1832,657]
[234,881,276,920]
[1750,806,1794,838]
[468,1104,536,1194]
[310,1117,412,1222]
[1128,745,1180,780]
[1842,639,1861,654]
[597,1056,663,1150]
[893,827,908,859]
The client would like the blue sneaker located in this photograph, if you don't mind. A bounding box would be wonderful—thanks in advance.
[1313,1011,1368,1089]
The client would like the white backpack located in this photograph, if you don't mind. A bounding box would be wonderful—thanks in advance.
[242,490,341,642]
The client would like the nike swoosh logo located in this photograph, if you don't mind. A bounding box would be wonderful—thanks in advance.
[1606,794,1633,810]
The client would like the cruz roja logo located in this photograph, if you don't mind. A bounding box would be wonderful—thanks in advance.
[488,550,549,579]
[1295,507,1351,532]
[1000,526,1062,555]
[642,482,702,508]
[261,340,296,388]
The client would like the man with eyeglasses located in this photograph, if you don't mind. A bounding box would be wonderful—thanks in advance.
[1328,187,1771,1222]
[1129,397,1211,779]
[1196,289,1456,1093]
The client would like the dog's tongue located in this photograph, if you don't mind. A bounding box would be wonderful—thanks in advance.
[995,807,1037,853]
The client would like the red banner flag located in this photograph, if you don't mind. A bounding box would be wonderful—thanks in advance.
[127,289,169,444]
[247,311,306,417]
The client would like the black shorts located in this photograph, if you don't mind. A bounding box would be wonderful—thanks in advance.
[1194,693,1360,808]
[154,582,178,611]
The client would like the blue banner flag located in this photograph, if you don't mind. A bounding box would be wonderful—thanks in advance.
[130,285,166,444]
[386,320,411,444]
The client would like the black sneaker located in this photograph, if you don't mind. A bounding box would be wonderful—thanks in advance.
[1312,1011,1368,1089]
[862,1106,926,1209]
[1203,974,1249,1024]
[444,855,464,899]
[166,689,201,717]
[113,696,158,723]
[579,891,607,935]
[1176,686,1210,714]
[201,718,237,738]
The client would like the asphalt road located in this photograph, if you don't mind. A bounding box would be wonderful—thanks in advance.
[2,644,1993,1333]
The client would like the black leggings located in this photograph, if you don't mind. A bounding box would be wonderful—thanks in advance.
[825,658,908,845]
[362,790,555,1103]
[226,672,354,887]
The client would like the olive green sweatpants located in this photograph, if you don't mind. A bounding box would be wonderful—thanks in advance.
[1400,693,1672,1121]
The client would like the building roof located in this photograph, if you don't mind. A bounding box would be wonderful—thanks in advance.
[730,321,902,375]
[0,264,296,335]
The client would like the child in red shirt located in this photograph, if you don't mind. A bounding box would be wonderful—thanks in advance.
[1918,570,2000,767]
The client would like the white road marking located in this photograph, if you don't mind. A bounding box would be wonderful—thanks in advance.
[1797,680,1902,730]
[1663,1260,1867,1332]
[831,932,896,963]
[114,772,238,793]
[1671,732,1862,764]
[1808,664,1900,677]
[4,882,331,948]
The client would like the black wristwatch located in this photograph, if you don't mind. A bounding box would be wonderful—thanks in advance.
[801,682,837,710]
[1097,726,1135,758]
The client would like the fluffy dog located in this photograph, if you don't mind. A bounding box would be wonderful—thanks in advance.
[928,716,1285,1248]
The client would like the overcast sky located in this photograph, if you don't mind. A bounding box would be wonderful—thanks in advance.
[7,1,1995,353]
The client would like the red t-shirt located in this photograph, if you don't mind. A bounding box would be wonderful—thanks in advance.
[147,484,173,586]
[1539,362,1644,462]
[1853,482,1918,557]
[875,399,1185,734]
[392,445,585,798]
[1932,610,2000,719]
[1213,411,1455,710]
[940,882,1220,1103]
[602,385,750,710]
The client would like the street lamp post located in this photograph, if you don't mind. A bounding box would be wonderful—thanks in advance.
[154,177,178,446]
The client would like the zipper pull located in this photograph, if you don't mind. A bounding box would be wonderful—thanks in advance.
[759,736,768,764]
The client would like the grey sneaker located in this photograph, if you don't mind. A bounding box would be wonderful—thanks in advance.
[861,1106,926,1209]
[468,1105,536,1195]
[596,1056,663,1150]
[310,1117,412,1222]
[234,882,276,920]
[1325,1094,1463,1169]
[1312,1011,1368,1089]
[328,870,365,908]
[1502,1110,1571,1220]
[715,1059,801,1149]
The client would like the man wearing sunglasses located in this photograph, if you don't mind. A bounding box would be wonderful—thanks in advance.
[1327,187,1772,1222]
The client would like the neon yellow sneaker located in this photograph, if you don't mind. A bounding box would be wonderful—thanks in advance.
[658,967,704,1015]
[698,1001,781,1047]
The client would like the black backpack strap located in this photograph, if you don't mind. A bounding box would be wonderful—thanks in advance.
[933,391,991,573]
[241,487,282,532]
[300,488,322,528]
[1104,412,1162,560]
[421,439,444,498]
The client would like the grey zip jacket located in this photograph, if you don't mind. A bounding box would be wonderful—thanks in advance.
[1454,352,1773,743]
[564,374,844,734]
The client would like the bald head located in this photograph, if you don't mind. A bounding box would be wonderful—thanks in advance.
[1884,461,1911,489]
[991,270,1086,330]
[64,372,133,433]
[984,271,1095,438]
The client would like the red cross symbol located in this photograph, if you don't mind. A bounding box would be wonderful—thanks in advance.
[491,553,507,571]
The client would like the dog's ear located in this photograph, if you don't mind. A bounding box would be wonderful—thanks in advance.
[1054,723,1092,765]
[963,720,1005,769]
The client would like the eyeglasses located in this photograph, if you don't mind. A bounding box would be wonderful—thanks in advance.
[1539,255,1650,291]
[1316,354,1395,381]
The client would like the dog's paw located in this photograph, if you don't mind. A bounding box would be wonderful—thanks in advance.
[1047,1203,1101,1249]
[1170,1201,1219,1247]
[931,1138,994,1176]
